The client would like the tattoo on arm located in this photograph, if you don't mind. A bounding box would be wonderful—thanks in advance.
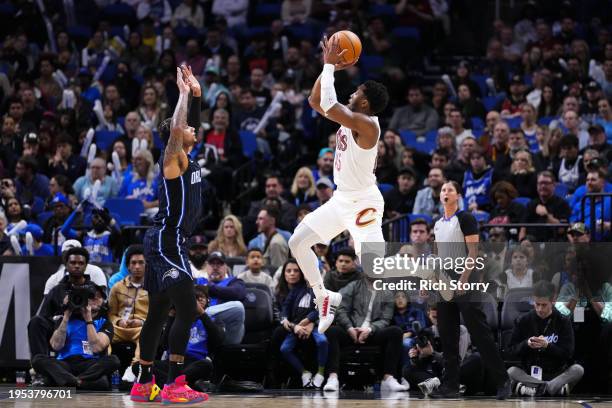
[166,92,188,157]
[50,321,68,350]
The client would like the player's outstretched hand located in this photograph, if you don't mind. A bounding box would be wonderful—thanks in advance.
[176,67,190,94]
[181,64,201,97]
[321,35,351,71]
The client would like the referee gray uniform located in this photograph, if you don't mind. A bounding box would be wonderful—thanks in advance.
[433,210,509,393]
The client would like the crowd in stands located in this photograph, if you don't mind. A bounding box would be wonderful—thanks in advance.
[0,0,611,397]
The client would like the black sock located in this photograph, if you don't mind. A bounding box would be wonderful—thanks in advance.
[136,363,153,384]
[167,361,184,384]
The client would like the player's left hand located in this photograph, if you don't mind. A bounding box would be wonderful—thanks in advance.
[181,65,201,97]
[321,35,350,70]
[176,67,190,94]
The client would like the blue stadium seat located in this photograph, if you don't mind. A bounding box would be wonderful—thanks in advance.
[359,55,385,80]
[248,26,269,37]
[94,130,122,151]
[506,116,522,129]
[470,74,489,97]
[37,211,53,226]
[554,182,569,198]
[153,131,164,150]
[424,129,437,142]
[392,26,420,41]
[513,197,531,207]
[369,4,396,16]
[414,139,436,154]
[104,199,144,226]
[287,24,315,41]
[537,116,554,126]
[67,25,93,42]
[471,116,485,131]
[102,3,136,25]
[255,3,281,18]
[378,183,394,194]
[483,96,499,112]
[409,213,433,225]
[399,130,417,146]
[239,130,257,158]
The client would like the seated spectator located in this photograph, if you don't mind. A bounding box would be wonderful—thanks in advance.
[309,177,334,210]
[43,240,108,295]
[171,0,205,29]
[383,167,418,219]
[499,75,526,117]
[152,285,224,389]
[553,134,585,194]
[0,213,10,255]
[312,148,334,183]
[435,128,457,159]
[42,193,76,249]
[375,140,398,185]
[47,134,87,183]
[446,135,476,184]
[388,85,439,137]
[237,248,275,292]
[488,181,527,229]
[457,84,486,120]
[505,148,538,198]
[562,110,589,150]
[15,156,50,201]
[323,276,407,392]
[480,227,510,288]
[278,264,328,389]
[118,149,159,212]
[521,103,540,153]
[414,168,463,218]
[247,175,297,231]
[285,167,318,207]
[551,246,577,295]
[596,98,612,139]
[73,158,120,207]
[490,122,512,173]
[462,149,494,212]
[32,282,119,389]
[60,206,120,263]
[393,291,428,355]
[195,252,246,345]
[248,207,289,271]
[208,215,247,258]
[507,280,584,396]
[585,124,612,163]
[188,235,209,279]
[323,247,361,293]
[109,245,148,369]
[499,246,539,292]
[47,175,76,210]
[520,171,571,242]
[19,224,54,256]
[570,168,611,240]
[448,109,473,149]
[3,196,27,231]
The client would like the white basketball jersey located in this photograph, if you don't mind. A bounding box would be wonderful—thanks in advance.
[333,117,380,191]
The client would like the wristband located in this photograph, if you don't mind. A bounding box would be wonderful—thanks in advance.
[86,321,94,325]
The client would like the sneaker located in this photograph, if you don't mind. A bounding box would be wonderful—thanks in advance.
[517,384,537,397]
[400,377,410,390]
[301,372,313,388]
[30,373,47,387]
[430,384,460,398]
[323,375,339,392]
[418,377,440,396]
[317,291,342,333]
[496,378,512,400]
[381,377,408,392]
[161,375,209,404]
[130,376,162,403]
[123,365,136,383]
[560,384,570,396]
[312,373,325,389]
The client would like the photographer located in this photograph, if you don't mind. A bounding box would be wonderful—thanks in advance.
[31,281,119,389]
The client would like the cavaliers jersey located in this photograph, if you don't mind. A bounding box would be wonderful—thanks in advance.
[333,117,380,192]
[153,154,203,238]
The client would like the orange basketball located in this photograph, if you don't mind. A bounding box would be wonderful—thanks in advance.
[331,30,362,66]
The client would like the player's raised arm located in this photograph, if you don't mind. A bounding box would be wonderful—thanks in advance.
[317,36,379,148]
[164,67,190,179]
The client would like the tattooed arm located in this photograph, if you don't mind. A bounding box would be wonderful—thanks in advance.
[163,67,191,179]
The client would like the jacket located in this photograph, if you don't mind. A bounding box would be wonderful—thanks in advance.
[280,282,317,324]
[323,268,362,293]
[108,276,149,325]
[336,278,394,333]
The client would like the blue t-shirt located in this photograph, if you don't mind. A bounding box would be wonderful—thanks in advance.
[118,175,158,202]
[57,317,109,360]
[21,243,55,256]
[185,319,209,360]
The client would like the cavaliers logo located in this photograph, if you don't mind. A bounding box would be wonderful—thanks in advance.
[355,208,378,227]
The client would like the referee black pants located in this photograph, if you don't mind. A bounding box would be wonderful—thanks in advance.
[437,294,508,391]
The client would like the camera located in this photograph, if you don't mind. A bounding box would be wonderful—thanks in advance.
[64,281,97,312]
[412,321,430,348]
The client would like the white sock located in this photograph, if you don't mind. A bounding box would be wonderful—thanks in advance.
[311,282,326,301]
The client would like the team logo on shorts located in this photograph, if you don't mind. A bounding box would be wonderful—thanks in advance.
[355,208,377,227]
[162,268,180,280]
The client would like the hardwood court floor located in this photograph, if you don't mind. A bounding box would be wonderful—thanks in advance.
[1,389,612,407]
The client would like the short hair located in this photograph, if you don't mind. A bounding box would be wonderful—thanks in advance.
[158,117,172,145]
[432,148,450,158]
[240,88,254,97]
[537,170,556,182]
[247,247,263,257]
[444,180,462,195]
[262,206,280,225]
[490,181,519,201]
[194,284,209,300]
[559,134,579,149]
[362,80,389,114]
[17,156,37,172]
[449,108,463,117]
[125,244,144,265]
[335,247,356,261]
[587,167,606,180]
[410,218,431,232]
[533,280,555,300]
[64,246,90,265]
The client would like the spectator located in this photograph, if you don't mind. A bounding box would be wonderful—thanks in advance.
[383,129,406,170]
[457,84,486,120]
[118,149,159,211]
[499,246,539,292]
[73,207,120,263]
[448,109,473,149]
[388,86,439,137]
[42,193,74,249]
[171,0,205,29]
[22,132,49,176]
[521,103,539,153]
[249,207,289,271]
[462,149,494,212]
[310,177,334,210]
[537,85,560,119]
[136,0,172,25]
[446,135,477,184]
[231,89,274,155]
[393,291,428,352]
[208,214,248,257]
[195,251,246,345]
[434,132,455,161]
[507,280,584,396]
[237,248,275,292]
[520,171,571,242]
[249,68,271,108]
[384,167,418,219]
[323,247,361,293]
[109,245,148,367]
[490,121,512,173]
[109,140,131,184]
[3,196,27,231]
[137,86,166,130]
[596,98,612,139]
[15,156,50,201]
[47,134,87,183]
[323,276,407,392]
[570,168,611,241]
[247,175,297,231]
[47,175,76,209]
[123,111,141,145]
[201,28,234,62]
[553,134,585,193]
[312,148,334,182]
[188,235,209,279]
[431,80,449,120]
[585,124,612,163]
[505,148,538,199]
[212,0,248,28]
[488,181,527,226]
[375,140,398,185]
[200,108,243,167]
[18,224,54,256]
[73,158,120,207]
[285,166,317,207]
[0,213,10,255]
[281,0,312,25]
[0,115,21,175]
[562,110,589,150]
[499,75,526,117]
[414,167,461,219]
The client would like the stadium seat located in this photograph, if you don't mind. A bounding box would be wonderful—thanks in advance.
[239,130,258,158]
[470,74,489,97]
[414,139,436,154]
[378,183,394,194]
[244,282,273,298]
[67,25,93,44]
[94,130,122,151]
[400,130,417,146]
[506,116,522,129]
[369,4,396,16]
[537,116,554,126]
[37,211,53,226]
[287,24,315,41]
[483,96,499,112]
[101,3,136,26]
[248,26,269,37]
[340,346,382,389]
[255,3,281,17]
[104,199,144,226]
[392,26,420,41]
[359,55,385,80]
[409,213,433,225]
[424,129,437,142]
[513,197,531,207]
[474,211,490,223]
[471,116,485,132]
[554,183,569,198]
[500,288,534,360]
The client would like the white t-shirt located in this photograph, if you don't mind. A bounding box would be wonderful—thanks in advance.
[43,264,108,295]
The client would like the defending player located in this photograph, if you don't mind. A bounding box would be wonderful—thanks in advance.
[288,36,390,333]
[129,66,208,404]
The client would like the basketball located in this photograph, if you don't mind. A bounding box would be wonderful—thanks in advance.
[331,30,362,66]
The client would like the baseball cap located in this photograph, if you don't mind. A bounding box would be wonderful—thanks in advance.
[316,177,334,189]
[22,224,43,240]
[318,147,334,158]
[568,222,589,235]
[205,65,220,75]
[588,124,605,134]
[51,192,70,207]
[61,239,82,252]
[23,132,38,145]
[207,251,226,263]
[189,235,208,249]
[586,80,601,91]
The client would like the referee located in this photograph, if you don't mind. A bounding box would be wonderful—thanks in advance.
[432,181,511,399]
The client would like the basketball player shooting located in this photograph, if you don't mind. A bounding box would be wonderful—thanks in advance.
[129,66,208,404]
[288,35,390,333]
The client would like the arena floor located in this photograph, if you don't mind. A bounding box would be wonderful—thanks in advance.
[1,388,611,407]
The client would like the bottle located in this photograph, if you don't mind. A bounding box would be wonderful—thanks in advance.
[111,370,121,391]
[15,371,26,387]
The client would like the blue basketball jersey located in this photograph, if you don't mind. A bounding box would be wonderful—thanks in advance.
[463,167,493,208]
[84,231,113,263]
